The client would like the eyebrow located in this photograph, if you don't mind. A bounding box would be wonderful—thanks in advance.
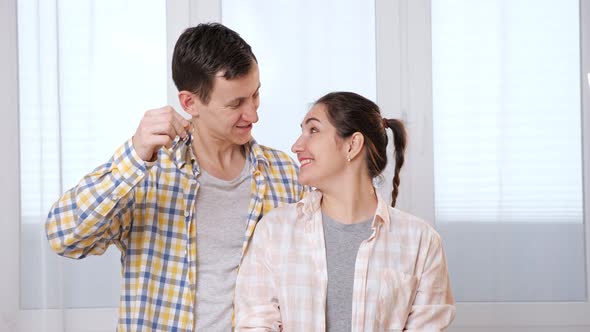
[226,83,262,106]
[300,117,320,128]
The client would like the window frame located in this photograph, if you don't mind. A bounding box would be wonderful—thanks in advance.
[1,0,21,330]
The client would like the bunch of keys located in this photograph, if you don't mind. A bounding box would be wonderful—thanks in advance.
[169,122,193,154]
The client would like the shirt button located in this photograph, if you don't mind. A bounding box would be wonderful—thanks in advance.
[189,179,197,185]
[184,210,189,217]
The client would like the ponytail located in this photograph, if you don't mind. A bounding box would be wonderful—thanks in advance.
[383,118,407,207]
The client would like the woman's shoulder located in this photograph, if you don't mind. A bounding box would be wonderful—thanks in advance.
[258,202,303,229]
[259,192,321,229]
[264,202,299,219]
[387,207,443,243]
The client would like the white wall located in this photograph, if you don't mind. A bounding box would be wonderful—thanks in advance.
[375,0,436,222]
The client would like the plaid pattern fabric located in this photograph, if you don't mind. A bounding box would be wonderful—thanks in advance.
[46,138,303,331]
[235,190,455,332]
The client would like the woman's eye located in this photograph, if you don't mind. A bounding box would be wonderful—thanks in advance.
[310,127,318,134]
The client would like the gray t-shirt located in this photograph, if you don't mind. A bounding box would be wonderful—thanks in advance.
[194,159,251,331]
[322,212,373,332]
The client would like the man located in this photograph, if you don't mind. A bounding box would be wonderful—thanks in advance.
[46,23,303,331]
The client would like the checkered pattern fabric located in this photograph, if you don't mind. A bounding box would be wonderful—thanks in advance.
[46,138,303,331]
[235,190,455,331]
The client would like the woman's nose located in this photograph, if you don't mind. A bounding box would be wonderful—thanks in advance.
[291,136,304,154]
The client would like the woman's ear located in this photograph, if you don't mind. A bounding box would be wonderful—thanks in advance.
[346,132,365,161]
[178,91,200,117]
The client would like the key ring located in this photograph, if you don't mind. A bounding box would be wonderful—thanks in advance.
[169,121,194,154]
[180,122,193,145]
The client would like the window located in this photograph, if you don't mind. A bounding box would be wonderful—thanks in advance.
[432,0,585,302]
[18,0,167,309]
[222,0,376,157]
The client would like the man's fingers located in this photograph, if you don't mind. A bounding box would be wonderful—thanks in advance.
[149,105,176,116]
[149,122,178,141]
[170,115,190,139]
[133,106,192,161]
[172,110,191,128]
[147,135,174,150]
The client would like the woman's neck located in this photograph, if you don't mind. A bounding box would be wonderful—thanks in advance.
[320,175,377,224]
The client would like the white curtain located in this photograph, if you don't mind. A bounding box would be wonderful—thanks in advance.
[432,0,586,302]
[222,0,377,158]
[17,0,167,325]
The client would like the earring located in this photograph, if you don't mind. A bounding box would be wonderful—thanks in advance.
[347,157,351,162]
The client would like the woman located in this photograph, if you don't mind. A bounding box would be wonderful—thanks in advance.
[235,92,455,331]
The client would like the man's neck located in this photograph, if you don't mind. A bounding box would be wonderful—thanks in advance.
[191,135,247,181]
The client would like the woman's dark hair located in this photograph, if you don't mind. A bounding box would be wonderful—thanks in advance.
[172,23,257,104]
[315,92,407,207]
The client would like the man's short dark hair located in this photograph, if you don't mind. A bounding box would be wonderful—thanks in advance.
[172,23,257,104]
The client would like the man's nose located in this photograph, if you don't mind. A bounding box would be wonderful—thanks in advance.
[242,101,258,123]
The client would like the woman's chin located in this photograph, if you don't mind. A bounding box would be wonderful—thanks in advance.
[297,175,314,187]
[298,177,323,190]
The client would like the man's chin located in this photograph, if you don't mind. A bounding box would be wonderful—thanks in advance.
[234,135,253,146]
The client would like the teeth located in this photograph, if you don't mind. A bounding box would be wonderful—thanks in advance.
[301,159,312,165]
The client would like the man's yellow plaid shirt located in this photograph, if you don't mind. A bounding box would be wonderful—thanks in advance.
[46,138,303,331]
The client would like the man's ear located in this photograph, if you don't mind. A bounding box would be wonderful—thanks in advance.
[178,91,201,117]
[347,132,365,161]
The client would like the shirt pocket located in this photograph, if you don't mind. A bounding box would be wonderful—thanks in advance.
[375,269,418,331]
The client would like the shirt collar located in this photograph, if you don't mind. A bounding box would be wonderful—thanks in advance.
[166,136,268,173]
[244,138,268,171]
[296,188,391,230]
[374,190,391,230]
